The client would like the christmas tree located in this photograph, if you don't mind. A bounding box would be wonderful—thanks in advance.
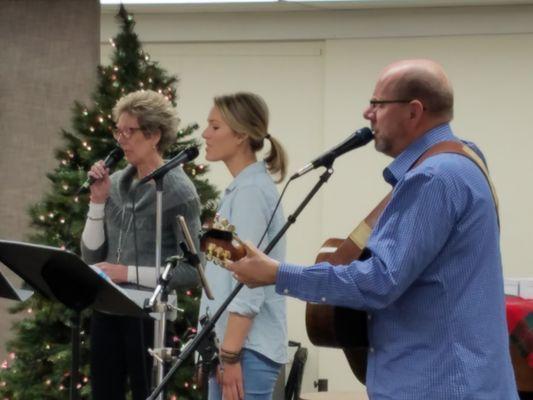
[0,6,218,399]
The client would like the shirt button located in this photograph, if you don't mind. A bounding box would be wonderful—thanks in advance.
[321,297,326,302]
[283,289,289,294]
[367,314,372,321]
[369,347,375,353]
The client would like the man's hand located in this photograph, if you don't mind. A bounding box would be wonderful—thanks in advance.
[96,262,128,283]
[226,242,279,288]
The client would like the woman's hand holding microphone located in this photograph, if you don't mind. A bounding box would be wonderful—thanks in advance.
[88,160,111,204]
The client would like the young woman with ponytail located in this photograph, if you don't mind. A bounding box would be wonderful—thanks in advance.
[198,92,288,400]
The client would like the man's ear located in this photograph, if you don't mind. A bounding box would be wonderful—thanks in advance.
[409,100,425,121]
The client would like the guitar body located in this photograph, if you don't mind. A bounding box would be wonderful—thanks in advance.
[305,237,369,384]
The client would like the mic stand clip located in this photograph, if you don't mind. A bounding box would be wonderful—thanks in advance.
[145,256,183,364]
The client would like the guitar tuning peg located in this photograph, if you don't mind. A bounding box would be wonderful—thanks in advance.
[227,224,236,233]
[213,214,222,229]
[206,253,213,261]
[224,250,231,260]
[214,247,224,259]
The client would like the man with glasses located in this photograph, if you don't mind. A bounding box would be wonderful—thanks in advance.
[227,59,518,399]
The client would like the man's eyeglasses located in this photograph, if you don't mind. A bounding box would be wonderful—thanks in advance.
[112,127,143,140]
[369,99,412,109]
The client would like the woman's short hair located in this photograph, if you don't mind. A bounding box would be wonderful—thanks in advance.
[113,89,179,153]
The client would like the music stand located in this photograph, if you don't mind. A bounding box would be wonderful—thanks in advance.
[0,240,152,400]
[0,267,33,301]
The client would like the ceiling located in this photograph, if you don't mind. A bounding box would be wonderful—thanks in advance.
[100,0,533,14]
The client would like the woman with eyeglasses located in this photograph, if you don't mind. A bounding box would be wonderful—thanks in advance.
[198,92,288,400]
[80,89,201,400]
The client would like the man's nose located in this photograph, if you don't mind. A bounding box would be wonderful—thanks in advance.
[363,106,373,120]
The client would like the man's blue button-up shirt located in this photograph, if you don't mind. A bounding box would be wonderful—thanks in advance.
[277,124,518,399]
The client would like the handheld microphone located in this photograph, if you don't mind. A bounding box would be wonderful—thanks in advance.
[290,127,373,180]
[78,147,124,192]
[138,146,199,185]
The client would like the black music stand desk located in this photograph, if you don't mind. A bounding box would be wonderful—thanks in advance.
[0,239,151,400]
[0,267,33,301]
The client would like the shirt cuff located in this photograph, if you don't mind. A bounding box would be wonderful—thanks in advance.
[127,265,156,288]
[275,262,305,297]
[88,202,105,219]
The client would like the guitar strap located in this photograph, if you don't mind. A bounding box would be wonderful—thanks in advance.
[347,141,499,256]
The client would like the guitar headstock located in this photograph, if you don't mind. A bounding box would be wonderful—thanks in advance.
[200,215,246,268]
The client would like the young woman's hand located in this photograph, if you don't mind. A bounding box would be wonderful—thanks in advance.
[218,362,244,400]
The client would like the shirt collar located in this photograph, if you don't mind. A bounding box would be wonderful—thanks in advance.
[383,123,456,186]
[225,161,266,194]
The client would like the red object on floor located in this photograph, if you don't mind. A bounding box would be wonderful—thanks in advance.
[506,295,533,368]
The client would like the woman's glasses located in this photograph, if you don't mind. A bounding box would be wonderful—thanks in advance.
[112,127,143,140]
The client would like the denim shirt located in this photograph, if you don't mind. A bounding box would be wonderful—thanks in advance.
[277,124,517,399]
[199,161,288,364]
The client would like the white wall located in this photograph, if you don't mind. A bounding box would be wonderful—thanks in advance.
[102,4,533,395]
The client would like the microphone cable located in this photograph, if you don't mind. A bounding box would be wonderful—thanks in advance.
[257,177,291,249]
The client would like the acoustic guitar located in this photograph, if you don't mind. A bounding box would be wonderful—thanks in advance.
[304,140,502,385]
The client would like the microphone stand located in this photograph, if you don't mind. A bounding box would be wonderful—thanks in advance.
[195,313,219,400]
[151,175,169,400]
[146,164,336,400]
